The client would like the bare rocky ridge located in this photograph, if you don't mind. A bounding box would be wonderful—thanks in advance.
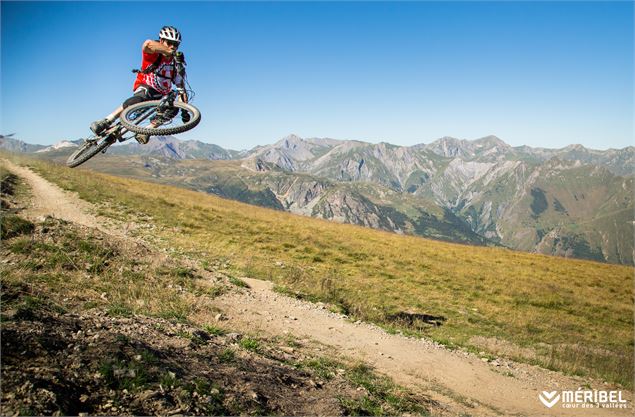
[240,136,634,264]
[2,160,632,416]
[3,134,633,264]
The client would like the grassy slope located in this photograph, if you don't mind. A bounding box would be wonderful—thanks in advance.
[458,160,634,264]
[519,165,633,263]
[0,165,432,416]
[9,154,634,388]
[49,153,487,245]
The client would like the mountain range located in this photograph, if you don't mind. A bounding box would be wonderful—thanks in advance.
[2,133,633,265]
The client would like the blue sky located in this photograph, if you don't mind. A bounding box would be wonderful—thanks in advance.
[1,1,633,150]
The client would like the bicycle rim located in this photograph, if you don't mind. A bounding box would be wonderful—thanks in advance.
[66,136,115,168]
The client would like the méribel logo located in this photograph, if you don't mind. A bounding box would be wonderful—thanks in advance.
[539,391,561,408]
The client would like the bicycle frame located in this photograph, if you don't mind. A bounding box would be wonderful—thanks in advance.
[88,103,158,145]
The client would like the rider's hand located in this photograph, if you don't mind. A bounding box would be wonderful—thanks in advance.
[181,109,191,123]
[174,51,185,64]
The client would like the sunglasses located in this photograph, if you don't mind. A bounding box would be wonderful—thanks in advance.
[165,40,180,48]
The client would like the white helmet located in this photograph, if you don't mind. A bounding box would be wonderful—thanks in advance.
[159,26,181,43]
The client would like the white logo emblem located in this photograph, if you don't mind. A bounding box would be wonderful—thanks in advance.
[539,391,561,408]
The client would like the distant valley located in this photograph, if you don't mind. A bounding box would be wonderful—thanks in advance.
[2,133,633,265]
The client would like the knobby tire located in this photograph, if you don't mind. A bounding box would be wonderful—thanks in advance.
[66,137,115,168]
[119,101,201,135]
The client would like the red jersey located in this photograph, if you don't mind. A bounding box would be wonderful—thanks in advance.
[133,49,184,95]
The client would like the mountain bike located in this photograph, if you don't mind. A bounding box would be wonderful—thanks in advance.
[67,53,201,168]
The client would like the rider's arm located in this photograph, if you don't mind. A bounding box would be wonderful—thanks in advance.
[177,83,189,103]
[178,90,189,103]
[175,71,189,103]
[142,40,174,57]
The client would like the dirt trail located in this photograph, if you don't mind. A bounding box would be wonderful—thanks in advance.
[215,278,632,417]
[3,160,140,241]
[4,161,102,228]
[3,160,632,417]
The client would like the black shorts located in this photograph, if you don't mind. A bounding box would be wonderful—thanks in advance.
[122,84,163,108]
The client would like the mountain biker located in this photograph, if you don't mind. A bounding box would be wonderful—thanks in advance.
[90,26,190,144]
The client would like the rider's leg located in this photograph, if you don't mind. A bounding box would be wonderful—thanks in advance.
[105,106,124,121]
[90,105,124,135]
[90,85,161,136]
[123,85,164,145]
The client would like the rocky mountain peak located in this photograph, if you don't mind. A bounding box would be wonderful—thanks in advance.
[0,135,46,153]
[474,135,508,147]
[278,134,304,148]
[561,144,588,152]
[35,140,79,153]
[426,137,470,158]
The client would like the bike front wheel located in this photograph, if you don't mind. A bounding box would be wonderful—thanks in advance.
[66,136,116,168]
[119,101,201,136]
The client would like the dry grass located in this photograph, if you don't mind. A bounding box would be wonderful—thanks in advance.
[5,154,633,388]
[1,217,432,416]
[1,217,222,323]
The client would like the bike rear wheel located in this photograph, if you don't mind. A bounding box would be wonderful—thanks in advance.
[119,101,201,136]
[66,136,116,168]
